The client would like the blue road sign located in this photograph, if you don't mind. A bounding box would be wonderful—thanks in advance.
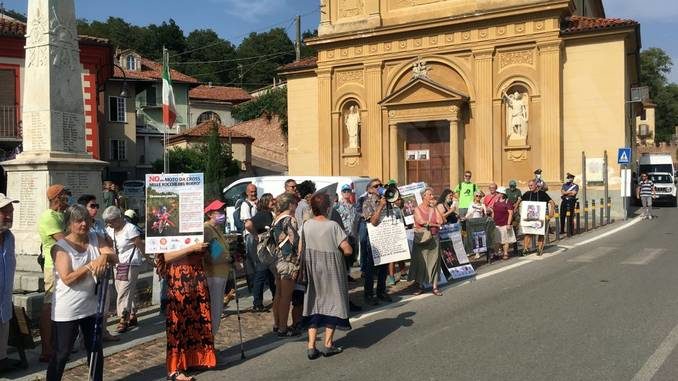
[617,148,631,164]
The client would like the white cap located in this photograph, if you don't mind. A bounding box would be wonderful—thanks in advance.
[0,193,19,209]
[124,209,137,219]
[496,186,507,195]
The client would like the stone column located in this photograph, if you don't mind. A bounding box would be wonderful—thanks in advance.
[389,122,398,182]
[538,41,563,183]
[2,0,107,292]
[318,69,333,174]
[365,63,383,178]
[449,105,461,188]
[473,48,494,183]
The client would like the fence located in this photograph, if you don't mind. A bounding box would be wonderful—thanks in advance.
[0,105,21,139]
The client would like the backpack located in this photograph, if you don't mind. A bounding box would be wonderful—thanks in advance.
[257,215,291,266]
[232,198,253,233]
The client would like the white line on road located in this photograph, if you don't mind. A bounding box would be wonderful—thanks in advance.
[621,248,666,265]
[631,321,678,381]
[528,248,566,260]
[567,246,616,263]
[574,217,642,246]
[476,260,532,279]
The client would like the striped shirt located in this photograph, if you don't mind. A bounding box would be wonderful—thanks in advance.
[638,180,654,196]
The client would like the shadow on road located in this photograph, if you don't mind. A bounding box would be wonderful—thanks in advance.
[335,311,415,350]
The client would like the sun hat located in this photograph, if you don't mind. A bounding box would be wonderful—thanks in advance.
[0,193,19,209]
[204,199,226,214]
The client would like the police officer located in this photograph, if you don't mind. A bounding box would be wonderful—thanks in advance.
[560,172,579,234]
[534,169,548,191]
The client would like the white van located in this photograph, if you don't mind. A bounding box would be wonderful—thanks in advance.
[638,153,677,207]
[222,175,372,232]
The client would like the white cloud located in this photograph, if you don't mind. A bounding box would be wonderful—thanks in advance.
[604,0,678,22]
[208,0,286,22]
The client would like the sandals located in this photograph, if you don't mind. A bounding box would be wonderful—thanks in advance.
[432,288,443,296]
[116,320,129,334]
[128,314,138,327]
[167,372,195,381]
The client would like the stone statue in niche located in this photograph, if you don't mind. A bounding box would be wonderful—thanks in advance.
[502,89,529,145]
[344,105,361,154]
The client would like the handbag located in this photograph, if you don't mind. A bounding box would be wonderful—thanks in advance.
[114,234,135,282]
[417,208,436,244]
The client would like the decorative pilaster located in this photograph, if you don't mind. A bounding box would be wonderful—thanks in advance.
[389,122,398,182]
[538,41,562,182]
[449,105,461,188]
[318,69,333,174]
[473,48,494,182]
[365,63,383,177]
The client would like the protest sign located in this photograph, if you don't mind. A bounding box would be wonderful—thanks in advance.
[398,182,426,225]
[471,231,488,253]
[520,201,547,235]
[367,215,411,265]
[438,223,475,279]
[145,173,204,253]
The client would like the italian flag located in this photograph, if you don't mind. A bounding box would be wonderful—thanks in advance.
[162,56,176,129]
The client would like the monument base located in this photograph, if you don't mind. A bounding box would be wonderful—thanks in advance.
[2,155,107,291]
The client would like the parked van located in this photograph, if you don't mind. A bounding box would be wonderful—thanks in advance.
[122,180,146,217]
[221,176,371,232]
[637,153,677,207]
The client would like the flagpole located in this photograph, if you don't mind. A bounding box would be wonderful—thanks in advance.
[163,46,169,174]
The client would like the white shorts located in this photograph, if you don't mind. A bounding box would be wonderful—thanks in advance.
[497,225,516,244]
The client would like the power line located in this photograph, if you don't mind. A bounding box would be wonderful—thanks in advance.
[170,50,295,65]
[190,52,292,80]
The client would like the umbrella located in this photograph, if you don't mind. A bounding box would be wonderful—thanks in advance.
[314,182,338,198]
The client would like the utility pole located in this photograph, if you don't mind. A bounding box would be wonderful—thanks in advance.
[295,15,301,61]
[162,46,169,174]
[237,63,244,89]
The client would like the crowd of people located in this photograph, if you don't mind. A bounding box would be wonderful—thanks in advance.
[2,167,645,379]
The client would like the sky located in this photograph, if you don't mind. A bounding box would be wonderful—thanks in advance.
[2,0,677,82]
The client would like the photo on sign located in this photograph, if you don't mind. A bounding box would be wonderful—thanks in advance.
[401,194,418,220]
[440,240,458,268]
[417,150,430,161]
[397,182,426,226]
[146,188,180,237]
[520,201,547,236]
[406,150,417,161]
[471,231,488,253]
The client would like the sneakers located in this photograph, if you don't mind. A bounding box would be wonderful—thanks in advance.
[322,346,343,357]
[399,272,408,282]
[386,275,396,286]
[307,348,321,360]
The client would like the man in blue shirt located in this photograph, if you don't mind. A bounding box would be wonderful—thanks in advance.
[0,193,19,371]
[560,173,579,234]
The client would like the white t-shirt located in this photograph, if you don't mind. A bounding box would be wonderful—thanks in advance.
[239,199,257,236]
[106,222,141,265]
[465,202,488,219]
[52,232,100,322]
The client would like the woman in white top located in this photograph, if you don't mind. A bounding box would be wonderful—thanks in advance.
[465,191,490,220]
[102,206,144,334]
[46,204,117,381]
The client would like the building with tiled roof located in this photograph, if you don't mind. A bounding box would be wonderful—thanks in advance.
[102,50,199,184]
[167,120,254,173]
[188,84,252,128]
[0,16,114,169]
[281,0,642,211]
[230,115,288,175]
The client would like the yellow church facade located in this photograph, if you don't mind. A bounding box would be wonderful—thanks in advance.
[281,0,640,190]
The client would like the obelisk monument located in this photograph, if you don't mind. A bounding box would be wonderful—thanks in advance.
[2,0,107,291]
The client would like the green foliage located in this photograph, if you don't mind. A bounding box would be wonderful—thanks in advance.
[232,87,288,133]
[236,28,295,90]
[205,122,227,200]
[182,29,238,85]
[640,48,678,142]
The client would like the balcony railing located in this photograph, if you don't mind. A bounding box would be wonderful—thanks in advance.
[0,105,21,139]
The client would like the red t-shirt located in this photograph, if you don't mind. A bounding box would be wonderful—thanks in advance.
[492,200,513,226]
[483,193,501,209]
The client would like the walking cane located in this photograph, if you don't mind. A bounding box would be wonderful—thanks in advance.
[232,268,246,360]
[89,265,112,381]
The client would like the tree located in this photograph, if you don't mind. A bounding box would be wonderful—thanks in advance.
[236,28,295,90]
[232,87,288,133]
[640,48,678,141]
[182,29,238,85]
[301,29,318,59]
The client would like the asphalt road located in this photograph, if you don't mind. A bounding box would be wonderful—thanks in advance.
[200,207,678,381]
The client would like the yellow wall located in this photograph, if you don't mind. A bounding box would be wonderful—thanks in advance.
[287,74,319,175]
[563,36,627,182]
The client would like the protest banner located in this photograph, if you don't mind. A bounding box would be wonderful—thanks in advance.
[520,201,547,235]
[398,182,426,225]
[367,215,411,265]
[471,231,488,253]
[145,173,204,253]
[438,223,475,280]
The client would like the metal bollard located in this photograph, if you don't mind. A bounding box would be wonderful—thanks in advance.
[600,198,604,226]
[575,201,581,234]
[584,200,589,232]
[592,199,596,229]
[566,210,572,237]
[554,212,560,242]
[607,197,612,224]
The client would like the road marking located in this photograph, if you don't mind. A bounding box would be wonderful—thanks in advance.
[574,217,642,247]
[528,248,566,260]
[567,246,616,263]
[621,248,666,265]
[631,321,678,381]
[476,260,532,279]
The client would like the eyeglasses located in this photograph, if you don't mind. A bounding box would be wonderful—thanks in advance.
[87,203,100,209]
[288,185,297,189]
[371,184,382,188]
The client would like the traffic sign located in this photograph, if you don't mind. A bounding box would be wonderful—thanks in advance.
[617,148,631,164]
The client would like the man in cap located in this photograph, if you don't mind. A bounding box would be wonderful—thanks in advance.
[505,180,522,205]
[0,194,19,371]
[560,173,579,234]
[534,169,548,191]
[37,184,69,361]
[360,178,393,305]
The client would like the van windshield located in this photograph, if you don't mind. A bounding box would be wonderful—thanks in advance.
[649,174,673,184]
[640,164,673,174]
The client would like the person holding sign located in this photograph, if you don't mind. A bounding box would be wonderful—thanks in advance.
[515,180,555,256]
[409,188,445,296]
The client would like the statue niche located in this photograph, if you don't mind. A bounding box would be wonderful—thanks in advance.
[502,85,529,147]
[342,102,361,155]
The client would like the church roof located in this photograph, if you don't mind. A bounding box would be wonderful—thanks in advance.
[279,56,317,72]
[561,16,638,35]
[189,85,251,104]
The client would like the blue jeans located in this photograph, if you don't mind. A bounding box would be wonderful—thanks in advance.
[359,221,387,297]
[251,268,275,308]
